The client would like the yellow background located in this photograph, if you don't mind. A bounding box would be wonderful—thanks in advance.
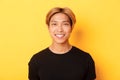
[0,0,120,80]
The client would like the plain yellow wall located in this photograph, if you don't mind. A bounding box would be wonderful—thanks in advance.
[0,0,120,80]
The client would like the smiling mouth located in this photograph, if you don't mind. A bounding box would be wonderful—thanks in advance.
[55,34,65,38]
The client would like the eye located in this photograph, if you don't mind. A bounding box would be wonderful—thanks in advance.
[63,22,70,26]
[51,23,57,26]
[64,23,69,25]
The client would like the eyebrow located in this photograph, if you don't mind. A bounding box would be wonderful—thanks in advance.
[50,20,70,22]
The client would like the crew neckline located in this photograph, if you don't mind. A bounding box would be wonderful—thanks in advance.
[47,46,74,56]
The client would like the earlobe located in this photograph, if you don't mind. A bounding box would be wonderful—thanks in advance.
[71,26,73,29]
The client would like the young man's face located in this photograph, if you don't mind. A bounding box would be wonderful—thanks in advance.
[48,13,72,44]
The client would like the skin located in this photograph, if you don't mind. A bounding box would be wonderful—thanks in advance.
[48,13,73,54]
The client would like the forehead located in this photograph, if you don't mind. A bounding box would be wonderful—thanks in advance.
[50,13,70,22]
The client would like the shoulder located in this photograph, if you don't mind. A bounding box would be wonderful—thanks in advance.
[72,46,89,56]
[33,47,49,57]
[72,46,88,54]
[72,46,94,61]
[28,47,49,64]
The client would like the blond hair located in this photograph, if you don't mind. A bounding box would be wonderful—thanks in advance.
[46,7,76,27]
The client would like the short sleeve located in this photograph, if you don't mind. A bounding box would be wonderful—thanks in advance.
[28,55,40,80]
[85,54,96,80]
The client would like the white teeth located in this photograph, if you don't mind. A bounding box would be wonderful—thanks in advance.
[55,34,64,38]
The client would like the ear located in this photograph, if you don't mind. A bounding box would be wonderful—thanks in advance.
[46,24,50,28]
[71,25,74,31]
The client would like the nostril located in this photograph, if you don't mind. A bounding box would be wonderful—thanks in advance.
[57,27,63,32]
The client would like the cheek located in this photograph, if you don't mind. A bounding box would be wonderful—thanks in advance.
[48,27,55,35]
[65,28,72,34]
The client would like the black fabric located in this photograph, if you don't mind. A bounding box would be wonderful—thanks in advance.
[28,46,96,80]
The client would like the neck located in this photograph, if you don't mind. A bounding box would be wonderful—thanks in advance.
[49,42,72,54]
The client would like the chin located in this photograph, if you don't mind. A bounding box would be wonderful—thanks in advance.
[54,40,68,44]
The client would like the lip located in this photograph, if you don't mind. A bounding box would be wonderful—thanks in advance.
[55,34,65,38]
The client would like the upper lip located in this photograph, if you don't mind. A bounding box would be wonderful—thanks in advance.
[55,34,65,35]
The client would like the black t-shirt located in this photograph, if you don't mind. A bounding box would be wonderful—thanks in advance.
[28,46,96,80]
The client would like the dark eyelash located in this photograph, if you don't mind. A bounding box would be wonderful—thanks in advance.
[51,23,57,25]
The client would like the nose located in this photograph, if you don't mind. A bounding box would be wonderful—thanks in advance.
[57,24,63,32]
